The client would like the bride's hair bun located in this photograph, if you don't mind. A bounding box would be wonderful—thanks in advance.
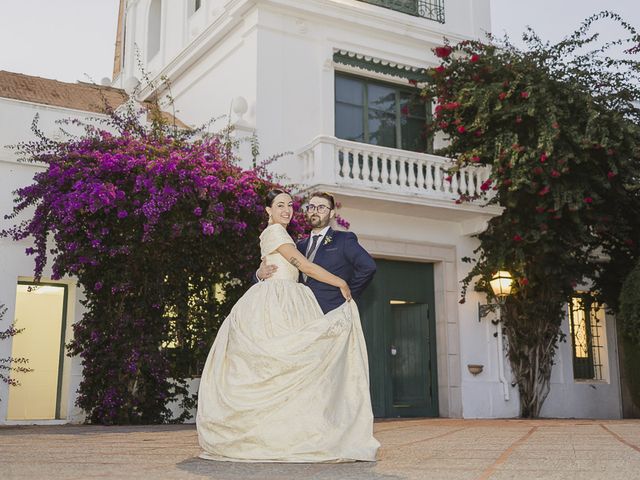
[265,188,290,207]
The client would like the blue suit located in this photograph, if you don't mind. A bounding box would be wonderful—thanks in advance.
[297,228,376,314]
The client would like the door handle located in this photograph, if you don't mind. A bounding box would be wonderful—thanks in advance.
[390,345,397,356]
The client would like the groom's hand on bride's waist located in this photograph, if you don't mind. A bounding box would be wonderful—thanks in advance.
[256,259,278,281]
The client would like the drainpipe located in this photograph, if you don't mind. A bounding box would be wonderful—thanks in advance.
[496,304,510,401]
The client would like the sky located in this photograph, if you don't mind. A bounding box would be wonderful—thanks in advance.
[0,0,638,84]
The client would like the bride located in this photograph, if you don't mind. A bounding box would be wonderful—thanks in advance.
[196,189,379,463]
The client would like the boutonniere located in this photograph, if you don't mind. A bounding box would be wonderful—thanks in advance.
[323,235,333,246]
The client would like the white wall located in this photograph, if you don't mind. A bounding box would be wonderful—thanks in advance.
[540,310,622,419]
[117,0,491,88]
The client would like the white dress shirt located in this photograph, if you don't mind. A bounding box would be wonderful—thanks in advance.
[306,225,331,257]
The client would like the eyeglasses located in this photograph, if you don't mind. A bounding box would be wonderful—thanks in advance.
[304,204,332,213]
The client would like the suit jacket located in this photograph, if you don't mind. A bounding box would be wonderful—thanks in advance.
[297,227,376,314]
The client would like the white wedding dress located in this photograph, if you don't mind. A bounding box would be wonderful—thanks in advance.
[196,223,379,462]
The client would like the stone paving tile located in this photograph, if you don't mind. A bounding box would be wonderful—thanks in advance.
[2,420,640,480]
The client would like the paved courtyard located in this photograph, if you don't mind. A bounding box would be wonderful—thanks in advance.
[2,418,640,480]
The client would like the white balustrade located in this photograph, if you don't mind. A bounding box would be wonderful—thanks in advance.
[296,136,491,202]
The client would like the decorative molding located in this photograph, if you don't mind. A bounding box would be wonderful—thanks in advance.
[333,49,429,82]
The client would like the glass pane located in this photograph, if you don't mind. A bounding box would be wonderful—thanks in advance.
[336,75,364,106]
[401,118,428,152]
[368,83,396,114]
[336,103,365,142]
[369,112,396,148]
[570,297,589,358]
[400,92,427,119]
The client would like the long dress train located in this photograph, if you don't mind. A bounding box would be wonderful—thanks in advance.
[196,223,379,462]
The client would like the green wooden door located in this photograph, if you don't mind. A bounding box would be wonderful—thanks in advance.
[359,259,438,417]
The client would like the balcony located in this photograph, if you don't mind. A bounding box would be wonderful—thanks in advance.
[358,0,445,23]
[297,136,499,222]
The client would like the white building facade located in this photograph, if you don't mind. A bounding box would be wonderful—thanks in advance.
[0,0,622,423]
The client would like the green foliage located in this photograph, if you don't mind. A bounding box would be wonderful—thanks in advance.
[424,11,640,417]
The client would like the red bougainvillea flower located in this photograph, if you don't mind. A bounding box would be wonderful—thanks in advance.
[535,206,546,213]
[503,179,513,186]
[519,278,529,286]
[438,121,449,129]
[480,179,492,191]
[583,196,593,204]
[521,91,530,99]
[474,129,483,137]
[515,116,523,124]
[435,65,446,73]
[540,153,548,163]
[471,156,481,163]
[408,79,418,86]
[538,186,551,196]
[470,54,480,63]
[445,175,453,182]
[552,122,560,129]
[434,45,453,58]
[498,92,507,100]
[533,167,544,175]
[457,125,466,133]
[550,169,561,178]
[607,171,617,179]
[513,234,523,242]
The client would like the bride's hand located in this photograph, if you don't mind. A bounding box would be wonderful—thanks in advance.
[339,283,352,302]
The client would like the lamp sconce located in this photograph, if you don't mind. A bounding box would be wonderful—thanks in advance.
[478,302,495,322]
[467,364,484,376]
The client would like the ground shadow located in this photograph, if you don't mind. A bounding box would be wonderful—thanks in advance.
[177,457,406,480]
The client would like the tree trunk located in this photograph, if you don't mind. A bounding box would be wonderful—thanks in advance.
[501,295,563,418]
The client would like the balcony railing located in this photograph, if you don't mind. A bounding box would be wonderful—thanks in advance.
[358,0,445,24]
[298,136,491,203]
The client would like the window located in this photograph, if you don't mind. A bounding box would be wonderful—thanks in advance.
[147,0,162,61]
[335,73,431,153]
[195,0,202,11]
[568,294,605,381]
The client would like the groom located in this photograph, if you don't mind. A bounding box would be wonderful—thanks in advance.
[256,192,376,313]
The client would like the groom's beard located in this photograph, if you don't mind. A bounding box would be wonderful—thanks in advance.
[308,214,329,229]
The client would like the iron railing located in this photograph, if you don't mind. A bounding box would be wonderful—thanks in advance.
[359,0,445,23]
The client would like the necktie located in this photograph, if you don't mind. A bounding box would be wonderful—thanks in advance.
[306,235,321,259]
